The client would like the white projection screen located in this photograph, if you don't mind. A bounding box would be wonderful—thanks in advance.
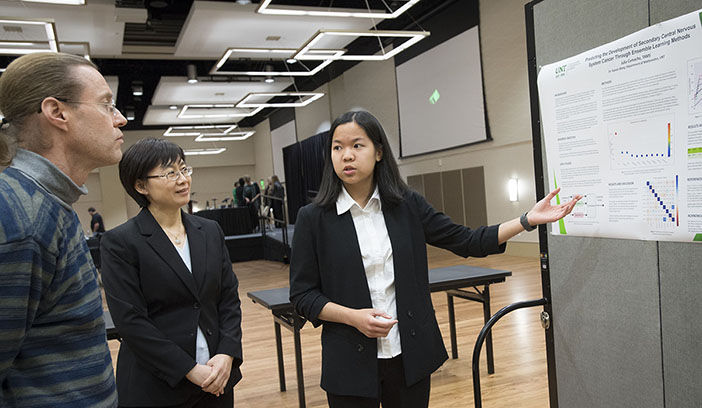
[396,26,488,157]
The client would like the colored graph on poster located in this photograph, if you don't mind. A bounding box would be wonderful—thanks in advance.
[689,58,702,114]
[643,176,679,231]
[608,115,674,170]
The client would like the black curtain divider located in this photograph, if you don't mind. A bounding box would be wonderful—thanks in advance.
[282,131,328,225]
[283,142,303,225]
[300,131,327,202]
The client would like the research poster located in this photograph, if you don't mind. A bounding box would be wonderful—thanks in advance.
[538,8,702,243]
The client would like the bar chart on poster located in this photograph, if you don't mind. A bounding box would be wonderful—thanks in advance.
[538,8,702,242]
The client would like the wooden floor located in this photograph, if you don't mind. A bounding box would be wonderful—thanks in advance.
[107,246,550,407]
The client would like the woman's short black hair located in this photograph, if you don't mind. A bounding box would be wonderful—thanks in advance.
[314,110,407,209]
[119,138,185,208]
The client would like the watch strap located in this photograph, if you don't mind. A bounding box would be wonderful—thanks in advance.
[520,211,536,231]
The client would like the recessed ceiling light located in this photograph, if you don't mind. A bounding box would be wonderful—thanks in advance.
[169,105,178,110]
[187,63,198,84]
[257,0,420,19]
[0,19,59,54]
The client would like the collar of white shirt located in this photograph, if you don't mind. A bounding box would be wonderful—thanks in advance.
[336,185,382,215]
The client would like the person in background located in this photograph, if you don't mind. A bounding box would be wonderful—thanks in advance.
[100,138,243,407]
[270,174,285,228]
[89,206,106,235]
[0,52,126,407]
[243,175,261,231]
[289,110,581,408]
[235,177,245,208]
[261,177,273,230]
[232,180,239,207]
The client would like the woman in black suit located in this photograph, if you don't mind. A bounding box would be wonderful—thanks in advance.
[289,111,581,408]
[101,138,243,407]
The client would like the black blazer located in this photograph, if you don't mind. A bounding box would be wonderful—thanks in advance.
[289,190,505,398]
[101,208,243,407]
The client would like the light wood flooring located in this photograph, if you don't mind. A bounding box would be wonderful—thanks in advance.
[107,246,550,407]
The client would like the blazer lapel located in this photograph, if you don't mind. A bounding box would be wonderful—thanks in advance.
[326,208,373,307]
[183,213,207,291]
[383,204,415,291]
[136,208,199,299]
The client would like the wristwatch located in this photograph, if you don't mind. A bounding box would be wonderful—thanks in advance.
[520,211,537,231]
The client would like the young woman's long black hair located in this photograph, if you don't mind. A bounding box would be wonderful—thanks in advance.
[314,110,408,209]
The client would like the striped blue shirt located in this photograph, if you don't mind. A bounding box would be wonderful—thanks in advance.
[0,149,117,407]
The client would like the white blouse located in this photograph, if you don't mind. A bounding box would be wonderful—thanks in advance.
[336,186,401,359]
[174,236,211,365]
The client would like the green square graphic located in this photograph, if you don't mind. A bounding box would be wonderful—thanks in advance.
[429,89,440,105]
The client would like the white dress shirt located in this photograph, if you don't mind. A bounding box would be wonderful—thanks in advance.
[336,186,401,358]
[174,237,211,365]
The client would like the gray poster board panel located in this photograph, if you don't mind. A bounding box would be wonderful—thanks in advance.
[549,236,663,407]
[658,241,702,406]
[532,0,667,406]
[652,2,702,407]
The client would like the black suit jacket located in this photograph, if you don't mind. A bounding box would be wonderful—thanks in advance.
[101,208,243,406]
[289,190,505,398]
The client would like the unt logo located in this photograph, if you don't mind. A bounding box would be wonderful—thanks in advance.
[555,65,567,75]
[429,89,440,104]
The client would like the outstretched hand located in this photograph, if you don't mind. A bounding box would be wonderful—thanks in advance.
[527,187,582,225]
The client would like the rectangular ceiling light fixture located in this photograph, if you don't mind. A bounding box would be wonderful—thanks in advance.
[59,41,91,60]
[195,130,255,142]
[294,30,429,61]
[163,124,238,137]
[184,148,227,156]
[22,0,85,4]
[0,18,58,54]
[177,104,263,119]
[236,92,325,108]
[257,0,420,19]
[210,47,344,76]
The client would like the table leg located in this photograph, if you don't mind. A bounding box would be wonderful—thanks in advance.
[274,321,286,392]
[483,285,494,374]
[293,322,306,408]
[447,292,458,359]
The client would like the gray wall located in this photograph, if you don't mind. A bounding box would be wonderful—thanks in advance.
[407,166,488,228]
[532,1,702,406]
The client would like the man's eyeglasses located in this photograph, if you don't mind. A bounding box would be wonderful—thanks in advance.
[39,97,121,118]
[144,166,194,181]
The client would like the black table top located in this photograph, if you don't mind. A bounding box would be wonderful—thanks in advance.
[247,264,512,312]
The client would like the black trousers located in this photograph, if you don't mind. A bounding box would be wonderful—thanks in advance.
[326,355,431,408]
[119,389,233,408]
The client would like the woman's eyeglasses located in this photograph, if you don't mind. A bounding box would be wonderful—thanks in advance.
[144,166,194,181]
